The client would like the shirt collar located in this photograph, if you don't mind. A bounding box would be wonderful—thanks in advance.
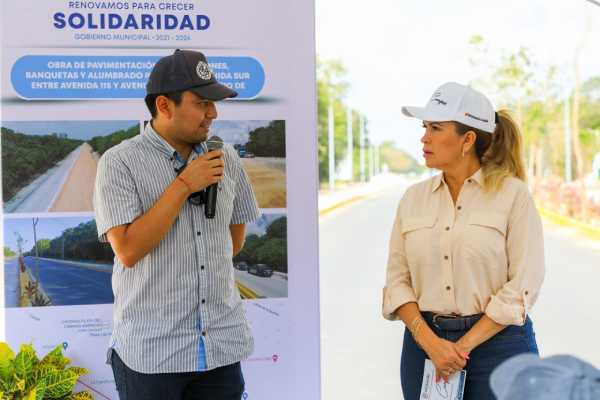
[431,168,484,193]
[143,121,204,164]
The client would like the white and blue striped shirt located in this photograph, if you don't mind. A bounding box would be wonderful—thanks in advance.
[93,122,260,373]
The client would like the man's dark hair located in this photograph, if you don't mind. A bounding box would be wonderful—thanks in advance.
[145,91,185,118]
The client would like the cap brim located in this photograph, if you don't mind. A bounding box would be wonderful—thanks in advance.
[190,82,238,101]
[401,106,452,122]
[401,106,427,119]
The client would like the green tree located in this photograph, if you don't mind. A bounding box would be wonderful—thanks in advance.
[245,121,286,157]
[4,247,16,257]
[233,234,262,265]
[1,127,82,202]
[265,217,286,239]
[255,238,287,273]
[379,141,421,173]
[317,58,370,183]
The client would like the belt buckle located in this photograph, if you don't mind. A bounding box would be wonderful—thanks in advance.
[432,313,459,329]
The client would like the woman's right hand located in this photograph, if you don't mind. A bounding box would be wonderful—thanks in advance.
[422,336,468,382]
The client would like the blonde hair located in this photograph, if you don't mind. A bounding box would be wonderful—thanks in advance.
[455,109,526,192]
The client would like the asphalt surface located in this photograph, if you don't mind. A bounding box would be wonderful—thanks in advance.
[319,184,600,400]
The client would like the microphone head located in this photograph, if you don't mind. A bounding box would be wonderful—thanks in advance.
[205,136,224,151]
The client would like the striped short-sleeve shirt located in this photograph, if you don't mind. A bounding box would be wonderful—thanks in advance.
[93,122,261,373]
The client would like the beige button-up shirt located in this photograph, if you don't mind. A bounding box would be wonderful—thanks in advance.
[382,169,544,326]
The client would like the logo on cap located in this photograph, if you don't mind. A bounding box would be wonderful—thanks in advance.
[196,61,212,80]
[464,112,488,123]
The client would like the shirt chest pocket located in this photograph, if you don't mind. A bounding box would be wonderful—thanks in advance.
[401,215,437,266]
[463,212,507,266]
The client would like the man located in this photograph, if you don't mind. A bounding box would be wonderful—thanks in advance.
[93,49,260,400]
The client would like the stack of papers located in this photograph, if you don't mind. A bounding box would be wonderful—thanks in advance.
[419,359,466,400]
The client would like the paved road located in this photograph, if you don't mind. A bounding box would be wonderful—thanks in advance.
[51,142,98,212]
[234,269,288,298]
[23,256,113,306]
[319,185,600,400]
[4,145,83,213]
[242,157,286,208]
[3,257,20,307]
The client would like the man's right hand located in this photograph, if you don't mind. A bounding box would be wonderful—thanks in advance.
[179,150,224,192]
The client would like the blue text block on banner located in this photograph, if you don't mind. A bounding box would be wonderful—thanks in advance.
[11,55,265,99]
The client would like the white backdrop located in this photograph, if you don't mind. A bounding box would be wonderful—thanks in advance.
[0,1,320,399]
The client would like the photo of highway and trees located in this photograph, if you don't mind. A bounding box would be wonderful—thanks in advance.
[3,213,288,307]
[2,120,139,213]
[3,216,114,307]
[210,120,286,209]
[233,213,288,299]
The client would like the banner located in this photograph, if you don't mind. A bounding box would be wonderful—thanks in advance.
[1,1,319,399]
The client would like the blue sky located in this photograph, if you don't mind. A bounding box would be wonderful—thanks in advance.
[2,120,138,140]
[209,120,272,145]
[246,213,285,236]
[3,216,94,253]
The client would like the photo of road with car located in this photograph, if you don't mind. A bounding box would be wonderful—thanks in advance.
[233,213,288,299]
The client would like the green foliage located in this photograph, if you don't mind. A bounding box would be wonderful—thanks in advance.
[245,121,286,157]
[25,221,113,264]
[87,124,140,155]
[1,128,82,202]
[265,217,286,239]
[0,343,90,400]
[4,247,16,257]
[233,217,288,272]
[467,35,600,178]
[317,58,366,182]
[379,141,421,173]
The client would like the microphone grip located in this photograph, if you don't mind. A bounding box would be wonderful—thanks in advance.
[205,183,218,219]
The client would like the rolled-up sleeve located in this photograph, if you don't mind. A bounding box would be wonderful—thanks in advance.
[382,201,418,320]
[485,186,545,326]
[93,151,143,243]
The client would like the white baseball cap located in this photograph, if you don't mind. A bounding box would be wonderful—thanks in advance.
[402,82,497,133]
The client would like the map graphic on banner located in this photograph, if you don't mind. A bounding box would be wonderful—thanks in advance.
[1,1,319,399]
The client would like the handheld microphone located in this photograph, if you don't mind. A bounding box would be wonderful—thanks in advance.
[202,137,224,219]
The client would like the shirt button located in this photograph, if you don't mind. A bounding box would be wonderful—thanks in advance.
[445,226,450,231]
[467,179,472,183]
[446,286,451,291]
[201,265,205,270]
[197,231,201,236]
[457,206,462,210]
[525,290,529,295]
[202,299,206,304]
[444,255,449,260]
[202,331,206,336]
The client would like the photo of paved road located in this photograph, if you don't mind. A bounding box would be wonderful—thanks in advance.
[4,145,83,213]
[320,184,600,400]
[209,120,286,209]
[22,256,113,306]
[2,121,139,213]
[242,157,286,209]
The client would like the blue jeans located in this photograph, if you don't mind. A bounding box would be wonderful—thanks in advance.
[400,313,538,400]
[110,350,245,400]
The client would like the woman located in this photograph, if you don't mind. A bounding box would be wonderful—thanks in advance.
[382,82,544,399]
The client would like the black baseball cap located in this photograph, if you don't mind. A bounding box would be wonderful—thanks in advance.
[146,49,237,101]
